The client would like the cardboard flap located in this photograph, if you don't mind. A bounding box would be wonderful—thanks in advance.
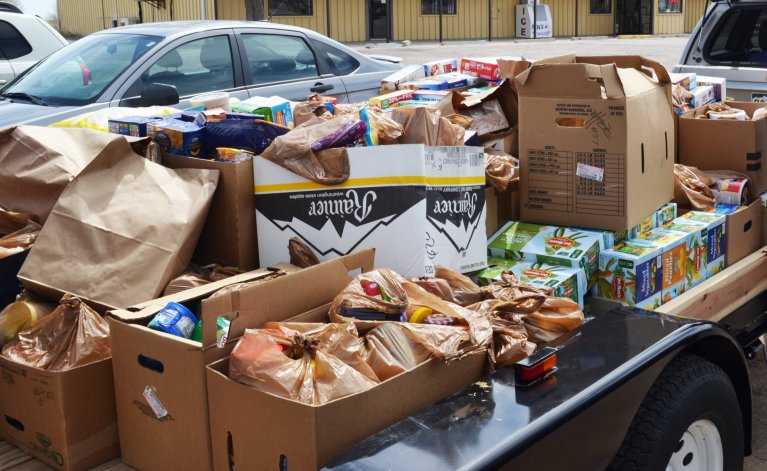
[516,63,619,99]
[576,55,671,84]
[201,248,375,345]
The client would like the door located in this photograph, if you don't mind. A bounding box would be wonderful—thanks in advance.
[616,0,652,35]
[369,0,390,40]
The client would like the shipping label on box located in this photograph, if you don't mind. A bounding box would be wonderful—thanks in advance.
[678,211,727,277]
[488,222,601,286]
[662,221,708,290]
[254,145,486,277]
[638,229,688,303]
[596,239,662,310]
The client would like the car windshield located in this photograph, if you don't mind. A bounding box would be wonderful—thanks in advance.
[2,33,160,106]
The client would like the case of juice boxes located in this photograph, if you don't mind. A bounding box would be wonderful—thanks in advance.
[628,203,677,239]
[475,258,586,308]
[663,219,709,290]
[638,229,688,303]
[676,212,727,277]
[595,239,663,310]
[487,222,601,286]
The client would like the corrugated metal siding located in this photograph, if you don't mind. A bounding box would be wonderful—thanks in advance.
[654,0,684,34]
[330,0,365,42]
[579,0,614,36]
[59,0,215,36]
[491,0,516,39]
[266,0,328,35]
[683,0,706,33]
[547,0,574,36]
[394,0,489,41]
[217,0,245,19]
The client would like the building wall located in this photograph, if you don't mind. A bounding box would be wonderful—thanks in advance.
[329,0,366,43]
[548,0,575,37]
[579,0,615,36]
[654,0,684,34]
[684,0,706,33]
[264,0,328,35]
[393,0,490,41]
[491,0,517,39]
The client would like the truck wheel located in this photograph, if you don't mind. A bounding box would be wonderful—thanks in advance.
[608,353,743,471]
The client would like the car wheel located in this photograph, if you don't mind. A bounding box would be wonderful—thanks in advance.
[607,353,744,471]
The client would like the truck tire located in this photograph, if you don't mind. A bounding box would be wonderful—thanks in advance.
[608,353,743,471]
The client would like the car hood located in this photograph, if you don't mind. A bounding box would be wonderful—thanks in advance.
[0,99,79,128]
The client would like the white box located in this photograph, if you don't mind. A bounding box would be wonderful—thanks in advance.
[254,145,487,277]
[697,76,727,103]
[381,65,426,91]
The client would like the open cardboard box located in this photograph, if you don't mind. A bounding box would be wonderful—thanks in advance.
[108,251,372,471]
[725,198,763,266]
[205,251,487,470]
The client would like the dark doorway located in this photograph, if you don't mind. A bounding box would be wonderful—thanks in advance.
[369,0,390,40]
[616,0,653,35]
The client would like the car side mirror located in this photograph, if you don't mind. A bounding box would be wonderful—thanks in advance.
[140,83,179,106]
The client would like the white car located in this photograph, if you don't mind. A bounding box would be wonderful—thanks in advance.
[0,11,67,85]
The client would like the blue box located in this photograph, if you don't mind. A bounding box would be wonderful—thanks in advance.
[108,116,162,137]
[149,118,206,157]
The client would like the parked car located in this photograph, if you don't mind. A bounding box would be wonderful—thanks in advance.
[675,0,767,102]
[0,12,67,86]
[0,21,402,128]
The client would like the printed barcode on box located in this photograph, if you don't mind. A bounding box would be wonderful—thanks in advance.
[471,154,484,167]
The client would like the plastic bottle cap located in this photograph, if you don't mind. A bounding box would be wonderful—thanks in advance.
[408,307,433,324]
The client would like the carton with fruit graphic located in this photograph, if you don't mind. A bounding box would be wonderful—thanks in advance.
[677,211,726,277]
[628,202,678,239]
[595,239,663,310]
[638,229,688,303]
[475,257,587,307]
[488,222,601,287]
[664,219,709,290]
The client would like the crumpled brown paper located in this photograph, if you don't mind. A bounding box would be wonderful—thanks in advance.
[2,294,110,371]
[673,164,716,210]
[391,106,465,146]
[163,264,245,296]
[288,237,320,268]
[485,152,519,193]
[365,322,432,381]
[229,322,377,405]
[0,209,41,260]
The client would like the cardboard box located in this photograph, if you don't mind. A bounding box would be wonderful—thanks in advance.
[0,357,118,471]
[230,97,293,127]
[205,259,486,470]
[149,118,205,157]
[108,253,368,471]
[669,72,697,91]
[638,228,688,303]
[761,192,767,246]
[460,58,501,81]
[423,59,458,76]
[381,64,426,91]
[0,250,27,308]
[664,219,709,290]
[679,102,767,195]
[628,202,678,239]
[108,116,161,137]
[485,182,520,237]
[162,154,258,269]
[254,145,487,277]
[475,257,586,307]
[515,55,675,231]
[677,211,727,277]
[724,199,762,266]
[690,85,715,109]
[487,222,602,286]
[697,76,727,102]
[595,239,663,310]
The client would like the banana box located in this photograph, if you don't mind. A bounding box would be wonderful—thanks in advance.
[595,239,663,310]
[488,222,601,287]
[637,228,688,304]
[664,219,709,290]
[676,211,727,277]
[474,258,586,308]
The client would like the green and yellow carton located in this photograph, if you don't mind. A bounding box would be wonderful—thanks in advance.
[638,228,688,304]
[475,258,586,307]
[676,211,726,277]
[595,239,663,310]
[488,222,601,287]
[628,202,678,239]
[664,219,709,290]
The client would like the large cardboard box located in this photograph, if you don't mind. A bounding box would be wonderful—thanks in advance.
[761,192,767,246]
[108,252,370,471]
[0,250,26,309]
[678,102,767,195]
[162,154,258,269]
[205,260,486,470]
[0,357,119,471]
[515,55,675,231]
[485,182,520,237]
[725,199,762,266]
[254,145,487,277]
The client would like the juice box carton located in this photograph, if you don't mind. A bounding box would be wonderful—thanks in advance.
[381,64,426,91]
[676,211,727,277]
[628,202,677,239]
[578,229,627,251]
[488,222,601,287]
[637,229,688,303]
[595,239,663,310]
[664,219,709,290]
[148,118,205,156]
[108,116,162,137]
[423,59,458,76]
[369,90,415,109]
[231,97,294,127]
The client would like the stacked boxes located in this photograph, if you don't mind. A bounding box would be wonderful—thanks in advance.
[596,239,663,310]
[664,219,709,290]
[476,258,586,307]
[637,229,688,303]
[677,211,727,277]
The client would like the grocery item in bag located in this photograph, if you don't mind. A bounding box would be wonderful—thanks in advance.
[288,237,320,268]
[484,152,518,193]
[673,164,716,210]
[0,209,40,259]
[0,292,55,346]
[2,294,110,371]
[148,302,199,339]
[365,322,431,381]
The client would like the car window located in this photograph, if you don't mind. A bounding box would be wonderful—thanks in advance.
[138,35,234,97]
[0,20,32,60]
[311,40,360,76]
[241,33,318,86]
[706,7,767,65]
[3,33,159,106]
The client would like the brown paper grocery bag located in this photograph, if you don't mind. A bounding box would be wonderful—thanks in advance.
[18,139,218,309]
[0,126,149,223]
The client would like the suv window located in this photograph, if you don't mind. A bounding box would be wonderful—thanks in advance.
[139,36,234,97]
[706,7,767,64]
[241,33,318,85]
[311,40,360,76]
[0,20,32,60]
